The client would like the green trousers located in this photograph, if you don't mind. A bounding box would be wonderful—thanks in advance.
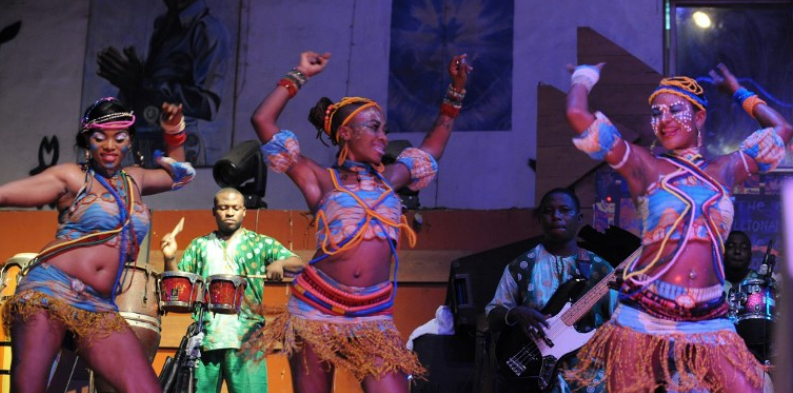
[195,348,268,393]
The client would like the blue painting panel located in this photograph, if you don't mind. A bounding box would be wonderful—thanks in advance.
[388,0,514,132]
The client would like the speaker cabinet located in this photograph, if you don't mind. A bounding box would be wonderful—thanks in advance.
[411,333,476,393]
[449,237,543,328]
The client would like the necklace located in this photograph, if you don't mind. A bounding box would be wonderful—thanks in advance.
[669,147,703,165]
[337,160,376,183]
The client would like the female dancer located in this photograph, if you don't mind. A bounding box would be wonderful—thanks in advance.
[565,63,792,392]
[244,51,470,393]
[0,97,195,393]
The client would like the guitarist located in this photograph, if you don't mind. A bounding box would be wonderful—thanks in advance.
[486,188,617,393]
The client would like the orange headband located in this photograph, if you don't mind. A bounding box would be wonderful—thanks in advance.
[648,77,708,112]
[323,97,381,142]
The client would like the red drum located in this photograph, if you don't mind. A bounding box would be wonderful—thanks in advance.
[159,271,205,313]
[95,264,161,393]
[206,274,247,315]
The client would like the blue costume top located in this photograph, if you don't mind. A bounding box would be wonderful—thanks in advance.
[57,174,150,251]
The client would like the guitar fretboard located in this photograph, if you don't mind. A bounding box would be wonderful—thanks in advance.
[560,248,641,326]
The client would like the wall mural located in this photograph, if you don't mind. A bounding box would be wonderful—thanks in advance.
[82,0,240,168]
[387,0,514,133]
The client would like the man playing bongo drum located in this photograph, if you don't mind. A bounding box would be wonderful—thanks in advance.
[160,187,304,392]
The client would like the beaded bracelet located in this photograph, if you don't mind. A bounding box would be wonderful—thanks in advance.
[164,131,187,147]
[741,96,767,120]
[440,84,466,118]
[733,87,767,119]
[570,65,601,93]
[440,103,460,118]
[277,78,299,98]
[288,68,308,87]
[733,87,754,105]
[161,116,185,135]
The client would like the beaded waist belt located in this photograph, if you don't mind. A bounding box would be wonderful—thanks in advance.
[620,280,728,322]
[291,267,394,317]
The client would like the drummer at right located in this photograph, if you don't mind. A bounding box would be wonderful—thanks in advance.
[160,187,305,393]
[723,230,779,392]
[723,230,781,298]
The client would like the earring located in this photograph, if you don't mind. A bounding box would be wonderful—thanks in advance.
[650,140,657,154]
[694,124,703,148]
[337,144,349,166]
[84,150,91,162]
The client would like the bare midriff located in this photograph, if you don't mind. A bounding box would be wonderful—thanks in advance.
[311,237,395,288]
[630,241,722,288]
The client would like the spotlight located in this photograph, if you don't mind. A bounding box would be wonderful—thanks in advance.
[382,140,421,210]
[213,140,267,209]
[693,11,711,29]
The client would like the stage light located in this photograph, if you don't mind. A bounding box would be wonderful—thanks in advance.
[212,140,267,209]
[693,11,711,29]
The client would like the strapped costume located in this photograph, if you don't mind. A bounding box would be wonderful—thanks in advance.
[243,130,436,380]
[2,164,192,345]
[567,109,784,392]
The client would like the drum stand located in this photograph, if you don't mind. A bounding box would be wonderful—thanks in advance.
[160,303,206,393]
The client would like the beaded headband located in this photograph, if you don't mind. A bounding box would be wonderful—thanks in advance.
[648,77,708,112]
[81,97,136,133]
[323,97,381,142]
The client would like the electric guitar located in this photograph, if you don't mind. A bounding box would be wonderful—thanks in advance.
[494,249,639,392]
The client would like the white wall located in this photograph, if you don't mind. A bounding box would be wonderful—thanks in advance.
[0,0,663,210]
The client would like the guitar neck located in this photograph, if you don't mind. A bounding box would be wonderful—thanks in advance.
[560,248,640,326]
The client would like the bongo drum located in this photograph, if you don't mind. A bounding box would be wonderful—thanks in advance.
[205,274,247,315]
[159,271,205,313]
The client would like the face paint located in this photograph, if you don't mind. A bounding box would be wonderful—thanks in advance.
[87,129,131,172]
[650,99,694,136]
[344,108,388,163]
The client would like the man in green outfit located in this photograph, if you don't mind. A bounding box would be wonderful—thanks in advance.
[161,187,304,392]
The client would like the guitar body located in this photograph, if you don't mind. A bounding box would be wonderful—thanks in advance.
[495,277,590,393]
[493,248,640,393]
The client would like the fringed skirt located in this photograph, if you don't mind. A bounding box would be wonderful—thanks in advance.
[567,303,766,393]
[241,267,426,381]
[2,263,127,345]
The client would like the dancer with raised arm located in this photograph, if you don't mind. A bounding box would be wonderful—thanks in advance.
[564,63,792,393]
[0,97,195,393]
[243,50,470,393]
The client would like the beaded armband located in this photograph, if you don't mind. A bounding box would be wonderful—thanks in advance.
[261,130,301,173]
[572,111,623,160]
[153,150,196,190]
[739,127,785,174]
[396,147,438,191]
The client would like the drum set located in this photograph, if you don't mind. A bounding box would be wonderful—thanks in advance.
[728,275,779,365]
[158,271,247,393]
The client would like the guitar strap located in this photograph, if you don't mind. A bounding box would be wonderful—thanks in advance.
[509,245,595,306]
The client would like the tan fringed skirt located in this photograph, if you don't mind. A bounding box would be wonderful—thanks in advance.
[242,307,426,381]
[566,304,766,393]
[3,263,127,346]
[241,267,426,381]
